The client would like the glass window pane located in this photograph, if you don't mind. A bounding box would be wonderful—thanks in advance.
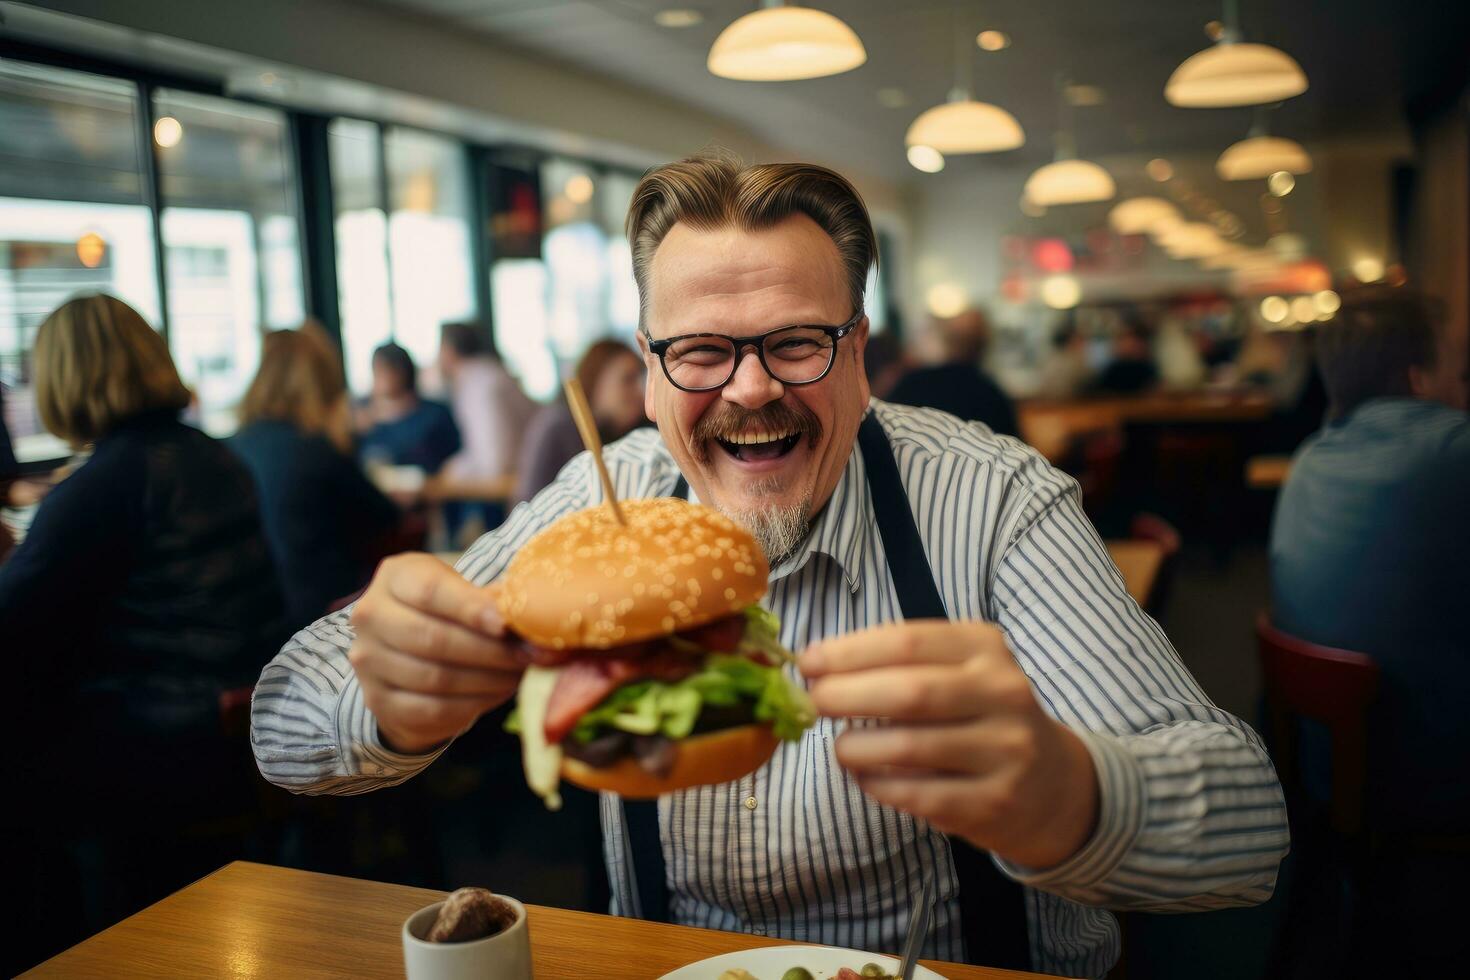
[384,127,475,376]
[154,89,303,436]
[329,118,391,394]
[0,60,159,462]
[491,258,556,400]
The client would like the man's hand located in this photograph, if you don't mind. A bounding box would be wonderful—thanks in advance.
[800,620,1099,870]
[347,553,522,755]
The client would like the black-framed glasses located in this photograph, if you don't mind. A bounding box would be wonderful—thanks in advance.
[644,310,863,393]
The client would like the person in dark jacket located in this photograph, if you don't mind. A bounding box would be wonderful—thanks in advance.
[231,327,402,630]
[357,342,460,474]
[0,294,289,973]
[887,309,1019,436]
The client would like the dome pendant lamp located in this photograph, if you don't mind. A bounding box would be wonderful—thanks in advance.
[904,5,1024,158]
[1166,0,1307,107]
[1216,109,1312,180]
[1023,75,1113,207]
[708,1,867,81]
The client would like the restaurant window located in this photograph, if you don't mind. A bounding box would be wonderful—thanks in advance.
[329,119,476,393]
[0,59,161,463]
[153,89,304,435]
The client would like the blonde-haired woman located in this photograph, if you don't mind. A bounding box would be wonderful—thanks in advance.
[0,294,287,970]
[230,326,399,628]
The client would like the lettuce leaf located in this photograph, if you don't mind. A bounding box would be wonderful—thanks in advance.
[508,607,815,748]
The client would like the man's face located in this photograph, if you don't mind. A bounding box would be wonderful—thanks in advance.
[640,215,869,559]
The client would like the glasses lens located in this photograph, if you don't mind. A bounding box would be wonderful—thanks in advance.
[664,335,737,390]
[763,326,835,384]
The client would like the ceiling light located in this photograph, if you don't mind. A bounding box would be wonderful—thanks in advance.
[1290,296,1317,324]
[1159,222,1228,258]
[1314,289,1341,315]
[1040,275,1082,310]
[976,30,1010,52]
[76,232,105,269]
[1025,159,1114,207]
[1146,158,1174,182]
[1064,84,1105,107]
[1166,17,1307,108]
[1109,197,1180,235]
[906,94,1024,153]
[1019,195,1047,217]
[1352,256,1384,282]
[1205,20,1225,41]
[1217,135,1312,180]
[654,8,703,28]
[876,87,908,108]
[1260,296,1289,323]
[1267,170,1296,196]
[926,282,968,318]
[153,116,183,148]
[907,144,945,173]
[564,174,594,204]
[708,3,866,81]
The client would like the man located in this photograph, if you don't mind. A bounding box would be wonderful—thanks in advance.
[1271,287,1469,831]
[253,158,1286,979]
[888,309,1019,437]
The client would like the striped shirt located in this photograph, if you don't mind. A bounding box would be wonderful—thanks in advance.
[252,400,1288,978]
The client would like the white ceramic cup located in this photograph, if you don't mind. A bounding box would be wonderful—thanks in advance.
[402,895,533,980]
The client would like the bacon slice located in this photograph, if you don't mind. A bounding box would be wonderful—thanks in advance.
[542,649,701,744]
[511,613,747,668]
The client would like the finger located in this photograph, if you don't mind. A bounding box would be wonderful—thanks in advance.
[360,682,501,740]
[854,774,997,839]
[810,661,1017,721]
[834,719,1032,776]
[350,641,520,697]
[353,598,519,670]
[799,620,1001,677]
[381,555,505,635]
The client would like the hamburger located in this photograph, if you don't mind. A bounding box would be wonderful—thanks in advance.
[497,497,813,809]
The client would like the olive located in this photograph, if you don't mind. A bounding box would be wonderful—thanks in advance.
[781,969,815,980]
[860,965,888,979]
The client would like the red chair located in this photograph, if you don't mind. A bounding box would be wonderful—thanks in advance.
[1254,612,1379,838]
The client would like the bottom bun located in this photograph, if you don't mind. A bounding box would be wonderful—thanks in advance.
[561,724,780,798]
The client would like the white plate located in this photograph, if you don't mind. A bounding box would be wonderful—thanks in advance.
[657,943,948,980]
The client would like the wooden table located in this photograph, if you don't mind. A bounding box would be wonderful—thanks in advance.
[24,862,1054,979]
[1018,391,1274,462]
[1105,540,1165,607]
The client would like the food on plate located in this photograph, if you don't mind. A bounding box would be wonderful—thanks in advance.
[499,498,815,808]
[715,965,897,980]
[425,887,517,943]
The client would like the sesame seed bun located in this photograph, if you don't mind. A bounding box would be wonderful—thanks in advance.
[560,724,780,798]
[496,498,770,650]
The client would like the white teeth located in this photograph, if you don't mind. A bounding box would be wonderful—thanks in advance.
[723,430,795,446]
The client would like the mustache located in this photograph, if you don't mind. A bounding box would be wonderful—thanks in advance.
[689,400,823,461]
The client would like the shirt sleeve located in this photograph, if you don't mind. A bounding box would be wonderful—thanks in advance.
[250,450,596,794]
[987,489,1288,911]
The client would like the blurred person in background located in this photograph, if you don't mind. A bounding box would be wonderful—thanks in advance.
[231,327,401,630]
[0,295,287,972]
[357,342,460,475]
[1036,318,1094,398]
[1092,316,1159,394]
[887,309,1019,436]
[513,338,646,505]
[1269,287,1468,975]
[437,321,536,533]
[860,329,910,400]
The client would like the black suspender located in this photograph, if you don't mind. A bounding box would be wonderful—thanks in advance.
[623,412,1031,970]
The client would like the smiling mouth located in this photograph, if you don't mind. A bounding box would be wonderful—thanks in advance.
[713,429,802,462]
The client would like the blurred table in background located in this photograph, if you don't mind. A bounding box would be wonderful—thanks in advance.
[23,862,1045,980]
[1019,390,1275,462]
[1246,454,1294,489]
[422,472,517,505]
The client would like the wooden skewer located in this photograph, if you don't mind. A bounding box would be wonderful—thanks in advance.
[564,377,626,526]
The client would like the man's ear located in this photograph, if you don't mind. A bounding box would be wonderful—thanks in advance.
[638,330,658,422]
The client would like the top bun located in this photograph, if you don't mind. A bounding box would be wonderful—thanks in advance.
[496,498,769,650]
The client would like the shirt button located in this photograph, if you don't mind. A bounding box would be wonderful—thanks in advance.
[743,796,758,811]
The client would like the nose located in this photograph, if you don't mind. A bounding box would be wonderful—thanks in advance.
[721,345,785,410]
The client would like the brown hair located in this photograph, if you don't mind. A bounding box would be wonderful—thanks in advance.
[626,156,877,327]
[1317,286,1443,420]
[33,294,191,447]
[239,325,349,445]
[574,338,640,404]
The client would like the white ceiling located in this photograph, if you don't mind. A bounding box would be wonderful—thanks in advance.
[358,0,1467,184]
